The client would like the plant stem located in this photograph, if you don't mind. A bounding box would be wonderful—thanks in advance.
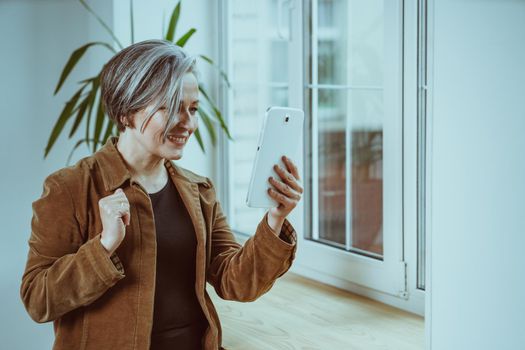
[130,0,135,44]
[79,0,124,50]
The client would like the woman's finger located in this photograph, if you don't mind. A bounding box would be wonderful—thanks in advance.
[268,177,301,200]
[112,208,128,219]
[282,156,301,181]
[268,187,294,207]
[273,164,303,194]
[122,211,131,226]
[112,209,130,226]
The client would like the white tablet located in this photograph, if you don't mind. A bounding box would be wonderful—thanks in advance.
[246,106,304,208]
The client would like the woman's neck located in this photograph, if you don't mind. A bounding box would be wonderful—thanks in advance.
[116,132,165,180]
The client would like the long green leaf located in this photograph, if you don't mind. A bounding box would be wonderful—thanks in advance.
[45,88,85,158]
[79,0,123,49]
[175,28,196,47]
[78,75,98,85]
[101,119,114,145]
[199,55,231,88]
[197,108,217,146]
[69,93,90,138]
[93,98,106,153]
[193,128,205,153]
[165,2,181,41]
[198,84,234,140]
[70,92,90,115]
[54,42,114,95]
[85,78,100,150]
[67,79,92,134]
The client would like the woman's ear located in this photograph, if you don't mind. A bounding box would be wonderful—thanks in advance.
[121,116,131,128]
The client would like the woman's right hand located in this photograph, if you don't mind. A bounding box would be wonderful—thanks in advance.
[99,188,130,255]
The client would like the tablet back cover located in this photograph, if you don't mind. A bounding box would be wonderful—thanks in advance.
[246,107,304,208]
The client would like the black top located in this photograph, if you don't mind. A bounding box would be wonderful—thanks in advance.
[148,178,208,350]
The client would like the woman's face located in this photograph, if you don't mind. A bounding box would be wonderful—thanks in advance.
[125,72,199,161]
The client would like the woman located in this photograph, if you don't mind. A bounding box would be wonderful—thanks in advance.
[20,39,302,350]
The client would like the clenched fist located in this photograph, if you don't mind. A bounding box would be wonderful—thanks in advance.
[99,188,130,255]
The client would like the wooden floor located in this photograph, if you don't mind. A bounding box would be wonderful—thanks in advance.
[207,272,424,350]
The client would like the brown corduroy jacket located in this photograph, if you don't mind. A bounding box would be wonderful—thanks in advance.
[20,136,298,350]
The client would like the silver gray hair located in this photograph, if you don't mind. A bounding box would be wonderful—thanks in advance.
[100,39,198,140]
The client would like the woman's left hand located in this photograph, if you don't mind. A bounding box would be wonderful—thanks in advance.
[268,156,303,219]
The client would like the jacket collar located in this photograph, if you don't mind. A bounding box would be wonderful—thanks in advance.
[95,136,209,192]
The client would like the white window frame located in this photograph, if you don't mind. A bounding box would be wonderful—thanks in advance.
[217,0,425,316]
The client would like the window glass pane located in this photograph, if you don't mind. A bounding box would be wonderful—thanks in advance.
[318,89,347,246]
[231,0,288,85]
[314,88,384,256]
[229,0,290,234]
[308,0,385,257]
[318,0,383,86]
[351,129,383,256]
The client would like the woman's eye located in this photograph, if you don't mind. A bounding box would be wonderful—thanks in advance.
[177,106,198,115]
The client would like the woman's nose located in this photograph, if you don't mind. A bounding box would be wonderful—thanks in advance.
[178,107,197,129]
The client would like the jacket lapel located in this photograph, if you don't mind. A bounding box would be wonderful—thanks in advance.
[165,160,208,294]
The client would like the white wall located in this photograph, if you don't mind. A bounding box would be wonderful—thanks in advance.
[0,1,111,348]
[0,1,216,348]
[427,1,525,349]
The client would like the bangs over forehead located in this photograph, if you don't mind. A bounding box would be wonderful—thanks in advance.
[101,39,198,139]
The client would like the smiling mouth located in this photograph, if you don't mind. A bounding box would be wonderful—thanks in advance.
[167,135,187,145]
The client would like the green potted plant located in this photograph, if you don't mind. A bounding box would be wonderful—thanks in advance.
[47,0,233,164]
